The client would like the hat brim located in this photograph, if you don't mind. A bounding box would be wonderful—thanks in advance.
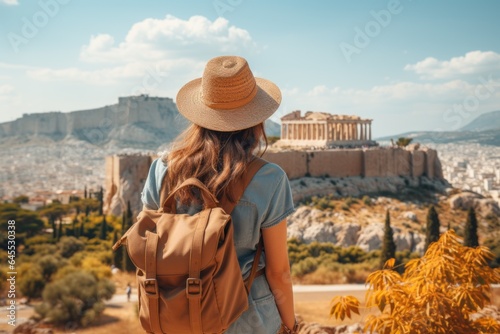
[176,77,281,132]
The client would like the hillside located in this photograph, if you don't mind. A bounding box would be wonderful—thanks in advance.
[460,110,500,131]
[0,95,281,150]
[376,110,500,146]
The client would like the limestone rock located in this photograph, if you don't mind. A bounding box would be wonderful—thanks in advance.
[449,191,500,217]
[302,222,337,244]
[402,211,418,222]
[334,223,361,247]
[356,223,383,252]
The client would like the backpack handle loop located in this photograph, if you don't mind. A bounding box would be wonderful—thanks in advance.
[163,178,218,213]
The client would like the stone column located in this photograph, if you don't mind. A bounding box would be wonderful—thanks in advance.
[368,122,372,140]
[360,123,365,141]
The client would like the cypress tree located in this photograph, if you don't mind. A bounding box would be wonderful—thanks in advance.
[79,218,85,238]
[70,215,78,236]
[57,221,63,241]
[112,230,123,269]
[425,205,441,251]
[51,219,56,239]
[464,207,479,247]
[84,186,88,199]
[380,210,396,269]
[98,186,104,216]
[122,205,135,272]
[99,215,108,240]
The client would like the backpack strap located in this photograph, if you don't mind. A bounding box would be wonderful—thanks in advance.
[220,157,268,294]
[219,156,267,214]
[159,156,268,293]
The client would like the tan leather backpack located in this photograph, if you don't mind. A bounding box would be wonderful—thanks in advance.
[113,158,267,333]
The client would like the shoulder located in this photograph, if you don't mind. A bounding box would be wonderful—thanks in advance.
[254,161,288,182]
[149,157,168,186]
[244,161,290,198]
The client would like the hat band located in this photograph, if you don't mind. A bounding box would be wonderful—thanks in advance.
[202,84,258,110]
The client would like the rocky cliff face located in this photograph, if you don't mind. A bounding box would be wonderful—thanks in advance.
[0,95,281,149]
[287,206,426,253]
[0,96,187,149]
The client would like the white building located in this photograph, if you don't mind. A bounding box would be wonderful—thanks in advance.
[484,178,494,191]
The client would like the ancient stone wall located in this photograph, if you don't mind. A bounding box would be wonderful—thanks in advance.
[264,147,440,179]
[307,150,364,177]
[104,154,152,216]
[262,151,308,179]
[104,147,444,215]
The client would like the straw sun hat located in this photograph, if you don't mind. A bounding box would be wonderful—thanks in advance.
[176,56,281,132]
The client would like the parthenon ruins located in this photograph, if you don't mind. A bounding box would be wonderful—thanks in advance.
[278,110,375,147]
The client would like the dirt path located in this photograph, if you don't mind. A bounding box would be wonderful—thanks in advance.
[1,285,498,333]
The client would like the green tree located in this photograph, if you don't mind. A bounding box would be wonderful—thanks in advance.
[396,137,413,147]
[99,215,108,240]
[425,205,441,251]
[18,264,45,302]
[79,218,85,238]
[57,220,64,240]
[38,255,65,280]
[39,203,68,240]
[122,202,135,272]
[35,271,115,327]
[0,204,44,250]
[112,231,122,269]
[13,195,29,204]
[98,186,104,216]
[380,210,396,269]
[58,236,85,258]
[464,207,479,247]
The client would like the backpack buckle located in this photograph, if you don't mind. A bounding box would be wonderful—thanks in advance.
[186,278,202,298]
[144,278,159,297]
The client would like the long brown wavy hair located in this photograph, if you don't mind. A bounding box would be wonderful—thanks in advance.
[162,122,267,205]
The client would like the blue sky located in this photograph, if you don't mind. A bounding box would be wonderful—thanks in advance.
[1,0,500,137]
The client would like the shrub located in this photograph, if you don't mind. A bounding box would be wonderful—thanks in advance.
[38,255,67,280]
[291,258,318,277]
[58,236,85,258]
[330,230,500,333]
[362,195,372,206]
[344,197,358,207]
[18,263,45,301]
[81,257,112,280]
[35,271,115,327]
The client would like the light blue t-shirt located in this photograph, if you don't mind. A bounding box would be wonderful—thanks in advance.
[140,158,295,334]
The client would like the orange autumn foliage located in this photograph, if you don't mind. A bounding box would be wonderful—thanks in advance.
[331,230,500,334]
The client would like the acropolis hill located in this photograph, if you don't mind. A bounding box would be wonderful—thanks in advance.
[103,109,445,216]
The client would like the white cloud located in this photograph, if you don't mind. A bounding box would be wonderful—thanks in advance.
[279,78,500,135]
[21,15,256,86]
[0,84,15,95]
[80,15,255,64]
[1,0,19,5]
[26,58,201,86]
[0,84,20,107]
[405,50,500,80]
